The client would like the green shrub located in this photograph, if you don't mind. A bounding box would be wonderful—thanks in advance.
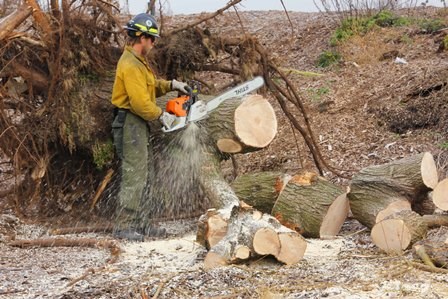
[92,140,114,170]
[419,18,446,33]
[316,51,341,68]
[331,10,411,45]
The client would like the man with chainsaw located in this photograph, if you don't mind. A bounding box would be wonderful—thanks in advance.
[111,13,190,241]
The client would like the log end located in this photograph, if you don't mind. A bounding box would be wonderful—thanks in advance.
[421,152,438,189]
[253,227,281,256]
[234,246,251,260]
[375,199,411,223]
[206,214,228,248]
[217,138,243,153]
[276,233,307,265]
[371,219,411,253]
[319,193,349,239]
[234,95,277,148]
[433,178,448,211]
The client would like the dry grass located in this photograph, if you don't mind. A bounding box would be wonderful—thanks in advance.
[338,28,402,65]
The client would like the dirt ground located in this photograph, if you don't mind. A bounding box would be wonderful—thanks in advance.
[1,6,448,299]
[1,215,448,298]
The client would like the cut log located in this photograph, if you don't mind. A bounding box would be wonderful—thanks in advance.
[422,214,448,228]
[348,152,438,229]
[371,210,428,253]
[271,172,346,238]
[231,171,291,214]
[0,4,33,41]
[433,178,448,211]
[203,205,307,269]
[205,94,277,154]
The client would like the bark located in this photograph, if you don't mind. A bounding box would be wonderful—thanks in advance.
[371,210,428,253]
[348,152,438,229]
[24,0,52,38]
[230,171,291,213]
[0,3,32,41]
[271,172,346,238]
[413,228,448,268]
[413,192,437,215]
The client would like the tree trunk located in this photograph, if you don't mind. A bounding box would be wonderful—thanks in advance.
[348,152,438,229]
[371,210,428,253]
[0,3,32,41]
[231,171,291,213]
[271,172,347,238]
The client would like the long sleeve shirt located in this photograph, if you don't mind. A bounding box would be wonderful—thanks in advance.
[111,46,171,121]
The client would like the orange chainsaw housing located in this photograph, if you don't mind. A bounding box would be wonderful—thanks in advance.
[165,95,189,117]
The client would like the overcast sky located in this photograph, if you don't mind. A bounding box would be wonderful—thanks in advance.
[123,0,444,14]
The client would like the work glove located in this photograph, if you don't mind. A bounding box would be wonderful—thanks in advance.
[159,111,178,130]
[171,79,191,95]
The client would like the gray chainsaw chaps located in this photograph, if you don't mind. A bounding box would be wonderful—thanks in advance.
[112,109,127,159]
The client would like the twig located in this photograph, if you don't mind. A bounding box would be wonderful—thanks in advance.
[152,275,175,299]
[279,0,294,36]
[50,224,114,235]
[414,245,436,268]
[168,0,243,35]
[233,6,247,37]
[409,261,448,274]
[90,168,114,211]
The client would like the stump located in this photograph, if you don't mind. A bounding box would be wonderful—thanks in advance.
[348,152,438,229]
[271,172,347,238]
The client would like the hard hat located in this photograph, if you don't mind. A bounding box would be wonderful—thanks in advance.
[124,13,159,38]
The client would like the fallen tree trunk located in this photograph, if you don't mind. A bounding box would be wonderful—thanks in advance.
[271,172,347,238]
[0,3,33,41]
[348,152,439,229]
[230,171,291,213]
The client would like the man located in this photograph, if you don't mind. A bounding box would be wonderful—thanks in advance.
[111,13,189,241]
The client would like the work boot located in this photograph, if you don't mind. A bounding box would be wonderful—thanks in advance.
[140,225,167,238]
[112,227,144,242]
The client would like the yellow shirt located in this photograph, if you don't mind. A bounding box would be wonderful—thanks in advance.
[111,46,171,121]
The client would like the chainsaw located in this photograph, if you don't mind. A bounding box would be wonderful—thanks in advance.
[160,76,265,132]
